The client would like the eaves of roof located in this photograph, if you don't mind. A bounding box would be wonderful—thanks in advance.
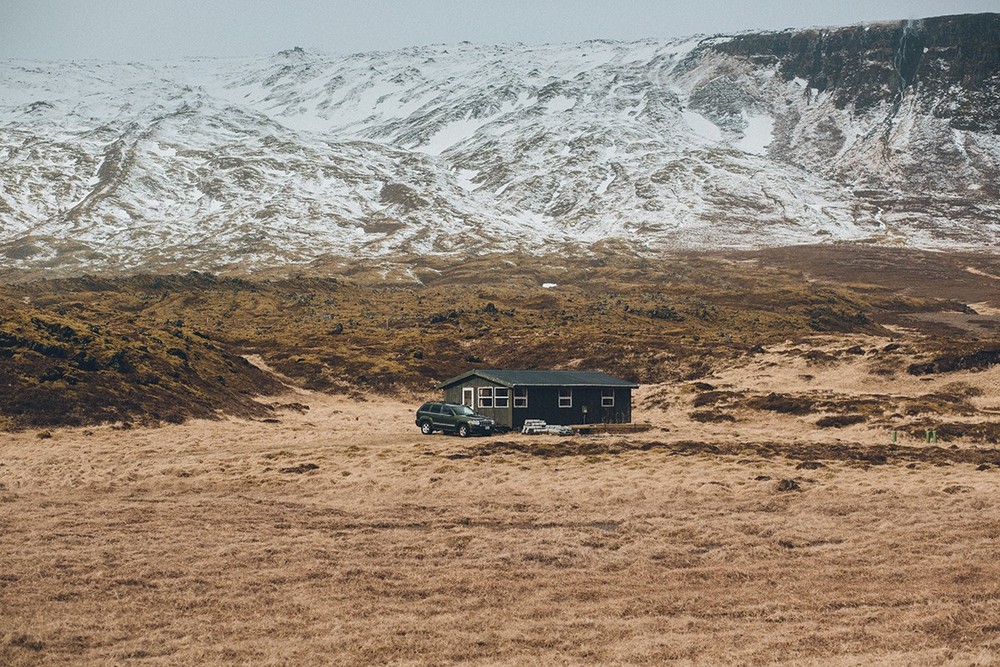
[436,369,639,390]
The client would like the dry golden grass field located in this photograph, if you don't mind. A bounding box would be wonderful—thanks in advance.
[2,246,1000,665]
[3,340,1000,666]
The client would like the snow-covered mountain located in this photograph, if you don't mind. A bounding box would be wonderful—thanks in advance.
[1,13,998,274]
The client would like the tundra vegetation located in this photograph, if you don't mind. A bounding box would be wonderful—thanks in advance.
[1,246,997,431]
[2,245,999,665]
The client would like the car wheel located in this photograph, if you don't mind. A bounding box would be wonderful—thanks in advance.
[420,421,434,435]
[458,424,470,438]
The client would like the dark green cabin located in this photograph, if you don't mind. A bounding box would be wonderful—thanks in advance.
[437,369,638,429]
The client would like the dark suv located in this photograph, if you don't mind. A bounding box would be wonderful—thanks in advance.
[415,402,495,437]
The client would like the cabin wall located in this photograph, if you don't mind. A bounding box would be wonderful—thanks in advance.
[443,378,513,427]
[443,380,633,429]
[516,386,631,427]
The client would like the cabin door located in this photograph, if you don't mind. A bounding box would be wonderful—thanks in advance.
[462,388,474,407]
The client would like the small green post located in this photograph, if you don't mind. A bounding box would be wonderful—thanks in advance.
[933,430,938,445]
[892,429,897,444]
[925,429,931,443]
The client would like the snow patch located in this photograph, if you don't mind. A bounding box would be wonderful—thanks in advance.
[147,141,177,157]
[661,37,702,61]
[736,113,774,155]
[595,170,616,195]
[682,110,722,142]
[544,95,576,113]
[454,169,479,191]
[420,114,493,156]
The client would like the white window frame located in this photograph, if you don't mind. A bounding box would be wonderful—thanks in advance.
[463,387,475,407]
[602,388,615,408]
[513,387,528,408]
[478,386,494,409]
[558,388,572,408]
[494,387,510,408]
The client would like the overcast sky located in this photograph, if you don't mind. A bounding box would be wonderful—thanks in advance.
[3,0,999,60]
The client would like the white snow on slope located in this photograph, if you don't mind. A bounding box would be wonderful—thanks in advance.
[682,110,722,142]
[421,114,496,155]
[0,32,997,275]
[737,113,774,155]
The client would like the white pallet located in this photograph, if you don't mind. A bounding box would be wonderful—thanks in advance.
[521,420,573,436]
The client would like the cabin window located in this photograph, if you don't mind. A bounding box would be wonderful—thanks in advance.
[602,389,615,407]
[514,387,528,408]
[494,387,510,408]
[478,386,494,409]
[558,388,572,408]
[463,387,474,407]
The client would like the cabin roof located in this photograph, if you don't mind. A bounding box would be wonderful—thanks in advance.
[436,369,639,390]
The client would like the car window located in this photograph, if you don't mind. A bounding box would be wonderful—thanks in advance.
[454,405,476,416]
[445,407,456,415]
[429,404,443,414]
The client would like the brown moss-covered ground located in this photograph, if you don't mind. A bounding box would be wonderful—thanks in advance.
[0,278,284,429]
[3,246,996,430]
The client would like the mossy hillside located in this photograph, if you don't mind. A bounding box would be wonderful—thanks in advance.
[0,283,283,429]
[0,252,969,429]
